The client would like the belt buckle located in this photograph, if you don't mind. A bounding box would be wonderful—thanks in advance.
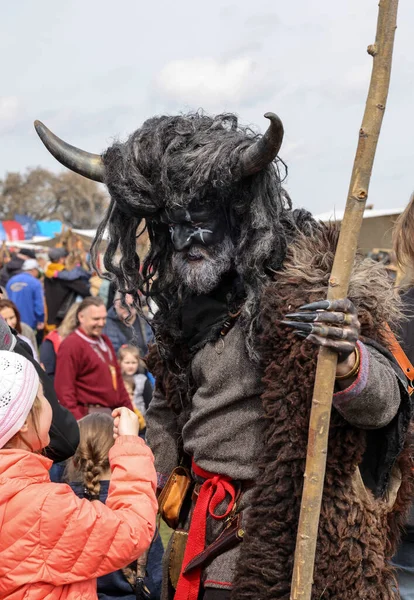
[224,500,238,529]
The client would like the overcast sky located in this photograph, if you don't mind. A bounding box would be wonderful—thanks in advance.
[1,0,413,215]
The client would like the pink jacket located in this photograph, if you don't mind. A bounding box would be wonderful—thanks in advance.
[0,436,158,599]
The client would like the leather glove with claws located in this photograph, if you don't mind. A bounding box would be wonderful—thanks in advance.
[282,298,361,362]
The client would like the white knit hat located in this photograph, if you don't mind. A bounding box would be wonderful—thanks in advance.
[0,351,39,448]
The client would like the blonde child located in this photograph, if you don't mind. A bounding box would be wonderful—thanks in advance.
[123,374,146,432]
[0,350,157,599]
[65,413,164,599]
[118,344,153,419]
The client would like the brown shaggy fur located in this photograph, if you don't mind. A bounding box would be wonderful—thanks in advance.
[231,225,413,600]
[147,223,413,599]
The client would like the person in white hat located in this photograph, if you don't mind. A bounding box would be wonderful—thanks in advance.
[5,258,45,334]
[0,350,51,450]
[0,349,158,599]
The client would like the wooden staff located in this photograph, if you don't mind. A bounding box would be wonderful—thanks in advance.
[290,1,399,598]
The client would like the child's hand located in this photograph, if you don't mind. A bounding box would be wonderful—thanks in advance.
[112,407,139,438]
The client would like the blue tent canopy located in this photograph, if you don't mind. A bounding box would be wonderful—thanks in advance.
[36,220,62,237]
[0,222,6,241]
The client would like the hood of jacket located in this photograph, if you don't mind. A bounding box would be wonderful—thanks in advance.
[106,306,119,321]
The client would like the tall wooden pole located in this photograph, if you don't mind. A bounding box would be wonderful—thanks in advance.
[290,1,399,598]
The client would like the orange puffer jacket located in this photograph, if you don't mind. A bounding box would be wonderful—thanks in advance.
[0,436,158,599]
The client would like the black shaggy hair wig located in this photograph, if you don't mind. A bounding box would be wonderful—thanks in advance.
[91,111,314,365]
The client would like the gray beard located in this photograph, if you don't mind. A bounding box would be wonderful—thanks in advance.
[171,236,235,295]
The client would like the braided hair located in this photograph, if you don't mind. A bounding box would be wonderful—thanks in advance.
[65,413,114,500]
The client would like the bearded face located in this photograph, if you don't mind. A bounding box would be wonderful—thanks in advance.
[165,206,235,295]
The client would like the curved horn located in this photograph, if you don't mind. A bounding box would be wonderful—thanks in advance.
[241,112,284,176]
[34,120,104,183]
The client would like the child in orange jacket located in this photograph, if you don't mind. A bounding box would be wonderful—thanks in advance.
[0,350,158,600]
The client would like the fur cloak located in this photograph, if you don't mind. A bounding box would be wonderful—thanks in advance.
[232,225,413,599]
[148,224,413,599]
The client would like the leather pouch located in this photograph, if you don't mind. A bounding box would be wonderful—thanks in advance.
[158,466,192,529]
[169,529,189,589]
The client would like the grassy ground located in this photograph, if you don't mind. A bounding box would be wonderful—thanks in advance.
[159,519,173,548]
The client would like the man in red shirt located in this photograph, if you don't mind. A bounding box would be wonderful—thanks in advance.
[55,296,133,420]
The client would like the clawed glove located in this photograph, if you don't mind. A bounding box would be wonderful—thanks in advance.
[282,298,360,361]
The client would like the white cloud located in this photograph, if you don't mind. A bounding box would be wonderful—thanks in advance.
[341,63,372,93]
[282,139,309,162]
[0,96,20,133]
[155,57,266,106]
[244,13,280,33]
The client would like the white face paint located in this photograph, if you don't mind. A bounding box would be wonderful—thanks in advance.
[169,221,214,247]
[166,206,227,251]
[185,227,214,244]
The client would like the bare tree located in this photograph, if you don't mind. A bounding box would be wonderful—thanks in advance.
[0,167,109,228]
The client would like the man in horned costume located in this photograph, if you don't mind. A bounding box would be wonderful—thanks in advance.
[36,112,412,600]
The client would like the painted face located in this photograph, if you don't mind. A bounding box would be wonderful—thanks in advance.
[163,206,235,295]
[166,208,226,252]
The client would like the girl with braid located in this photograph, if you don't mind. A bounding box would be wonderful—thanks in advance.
[65,413,164,599]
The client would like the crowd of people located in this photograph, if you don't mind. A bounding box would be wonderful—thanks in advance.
[0,245,154,421]
[0,244,160,599]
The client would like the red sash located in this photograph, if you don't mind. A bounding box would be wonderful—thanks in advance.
[174,460,237,600]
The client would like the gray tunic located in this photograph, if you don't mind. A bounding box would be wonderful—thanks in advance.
[147,324,265,481]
